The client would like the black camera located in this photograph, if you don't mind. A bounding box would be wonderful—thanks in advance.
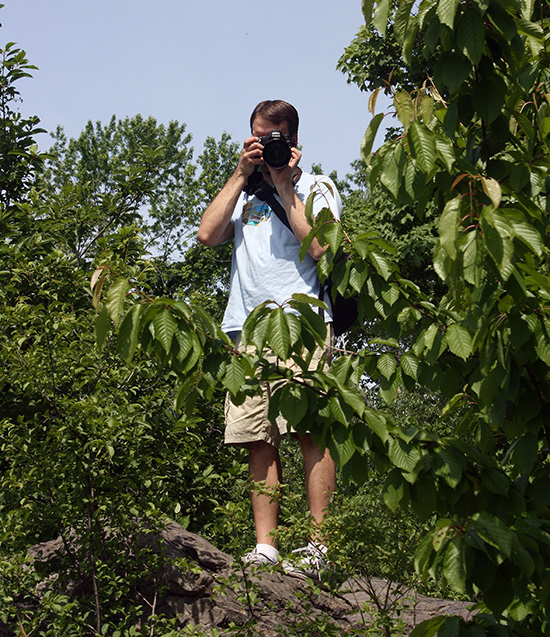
[258,130,293,168]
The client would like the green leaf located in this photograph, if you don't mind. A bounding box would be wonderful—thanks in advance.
[408,121,436,174]
[380,374,399,404]
[443,537,466,593]
[446,323,472,360]
[516,16,544,39]
[509,216,543,256]
[117,303,141,363]
[369,250,394,281]
[381,283,400,306]
[394,90,414,130]
[285,312,302,347]
[364,409,390,444]
[473,76,506,124]
[383,469,406,512]
[394,0,416,42]
[299,228,315,262]
[456,8,485,65]
[361,113,385,163]
[95,305,111,351]
[322,220,344,256]
[223,355,246,396]
[410,617,446,637]
[388,438,422,476]
[377,352,397,380]
[340,387,366,418]
[105,277,131,327]
[437,616,462,637]
[472,512,513,557]
[267,307,291,360]
[481,208,514,280]
[481,468,510,496]
[362,0,376,24]
[462,229,483,286]
[152,307,178,354]
[435,134,456,171]
[379,143,406,199]
[481,176,502,209]
[438,196,461,259]
[511,433,538,474]
[434,448,463,488]
[437,0,460,27]
[305,191,315,227]
[329,395,352,425]
[372,0,391,36]
[280,384,308,426]
[329,425,356,467]
[536,335,550,367]
[400,352,419,379]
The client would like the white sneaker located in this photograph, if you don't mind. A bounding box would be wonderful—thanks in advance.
[242,548,278,566]
[282,545,329,581]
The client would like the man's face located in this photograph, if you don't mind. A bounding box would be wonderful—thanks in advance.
[251,115,296,185]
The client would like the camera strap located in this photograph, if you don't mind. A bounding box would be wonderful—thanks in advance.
[244,169,292,232]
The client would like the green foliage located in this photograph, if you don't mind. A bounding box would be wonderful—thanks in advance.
[337,22,433,94]
[352,0,550,633]
[0,41,47,210]
[43,115,197,261]
[6,1,550,633]
[100,0,550,634]
[0,30,247,633]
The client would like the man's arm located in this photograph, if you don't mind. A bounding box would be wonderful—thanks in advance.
[197,136,262,246]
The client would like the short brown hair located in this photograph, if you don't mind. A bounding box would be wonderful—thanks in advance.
[250,100,299,140]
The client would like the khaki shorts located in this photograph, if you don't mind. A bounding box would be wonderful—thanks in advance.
[224,324,334,448]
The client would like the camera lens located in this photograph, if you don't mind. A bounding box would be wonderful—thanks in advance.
[261,131,292,168]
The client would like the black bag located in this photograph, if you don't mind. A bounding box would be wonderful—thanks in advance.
[244,171,359,337]
[319,269,359,337]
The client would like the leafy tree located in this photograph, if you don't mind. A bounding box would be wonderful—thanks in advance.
[0,33,248,634]
[42,115,197,262]
[0,39,47,211]
[337,21,433,94]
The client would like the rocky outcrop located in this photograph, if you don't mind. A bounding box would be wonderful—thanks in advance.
[1,522,475,635]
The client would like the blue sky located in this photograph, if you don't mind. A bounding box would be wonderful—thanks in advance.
[2,1,390,178]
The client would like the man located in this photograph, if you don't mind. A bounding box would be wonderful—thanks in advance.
[197,100,342,580]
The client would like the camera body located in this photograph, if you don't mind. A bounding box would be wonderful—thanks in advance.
[258,130,293,168]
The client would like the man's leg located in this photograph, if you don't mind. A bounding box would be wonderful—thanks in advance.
[247,440,283,547]
[298,433,336,533]
[281,434,335,579]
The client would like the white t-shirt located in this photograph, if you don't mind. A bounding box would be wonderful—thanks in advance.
[221,171,342,334]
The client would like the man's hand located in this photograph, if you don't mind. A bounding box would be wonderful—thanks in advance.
[266,146,302,193]
[236,136,265,181]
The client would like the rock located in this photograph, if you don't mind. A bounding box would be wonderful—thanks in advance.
[151,522,354,634]
[0,522,476,635]
[340,576,476,634]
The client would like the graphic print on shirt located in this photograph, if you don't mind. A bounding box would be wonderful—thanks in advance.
[241,201,273,226]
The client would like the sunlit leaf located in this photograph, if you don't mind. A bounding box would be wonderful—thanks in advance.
[105,277,131,327]
[437,0,460,27]
[446,323,472,360]
[408,121,436,174]
[361,113,385,164]
[152,307,178,354]
[267,307,291,360]
[394,90,414,130]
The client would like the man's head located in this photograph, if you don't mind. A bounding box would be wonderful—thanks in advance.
[250,100,299,146]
